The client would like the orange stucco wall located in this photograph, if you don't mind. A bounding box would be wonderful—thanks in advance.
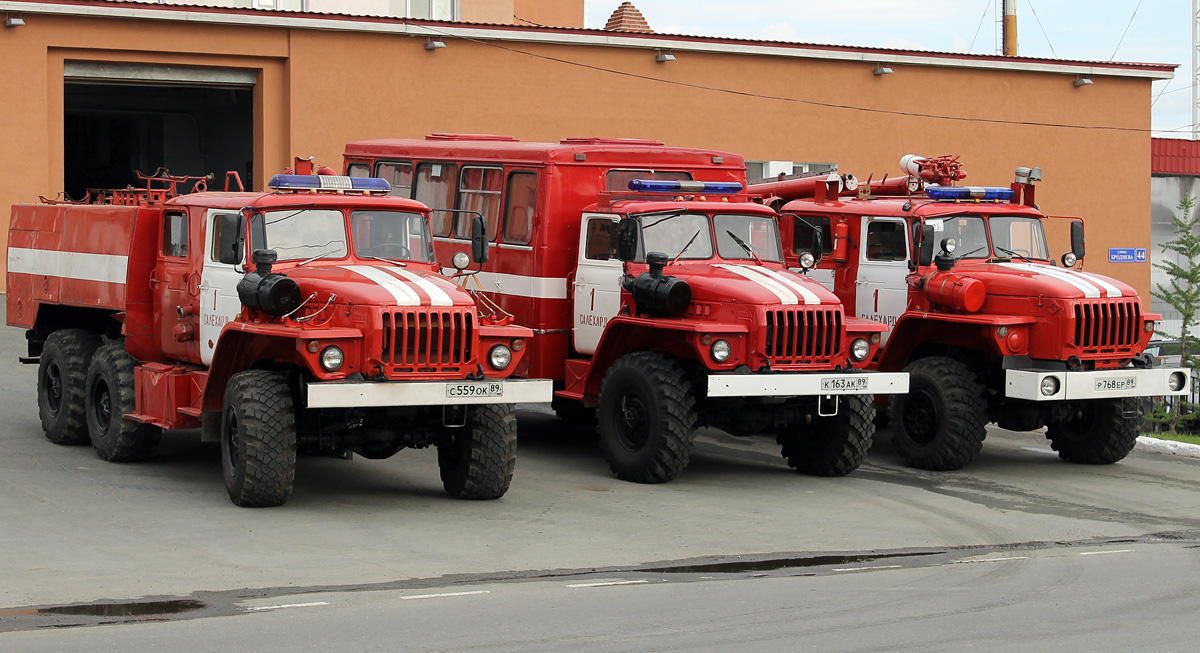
[0,11,1159,300]
[513,0,585,27]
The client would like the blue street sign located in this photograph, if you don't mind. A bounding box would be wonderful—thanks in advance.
[1109,248,1147,263]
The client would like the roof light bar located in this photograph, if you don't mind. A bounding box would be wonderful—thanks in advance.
[628,179,743,194]
[924,186,1014,201]
[268,174,392,193]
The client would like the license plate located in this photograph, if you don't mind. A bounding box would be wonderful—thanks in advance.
[822,376,870,391]
[445,382,503,398]
[1095,377,1136,392]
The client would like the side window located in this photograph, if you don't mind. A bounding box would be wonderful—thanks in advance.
[456,166,503,240]
[163,212,188,258]
[502,171,538,245]
[346,162,370,178]
[210,213,243,264]
[865,220,908,261]
[376,161,414,198]
[605,169,692,191]
[584,218,617,260]
[414,162,458,237]
[793,216,833,254]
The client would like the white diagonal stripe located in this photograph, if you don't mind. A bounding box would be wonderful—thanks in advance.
[344,265,421,305]
[741,265,821,305]
[1075,270,1123,298]
[382,267,454,306]
[1000,262,1100,299]
[439,268,569,300]
[716,264,797,305]
[8,248,128,284]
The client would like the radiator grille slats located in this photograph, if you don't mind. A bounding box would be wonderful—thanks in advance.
[381,309,473,366]
[765,307,843,363]
[1072,299,1140,351]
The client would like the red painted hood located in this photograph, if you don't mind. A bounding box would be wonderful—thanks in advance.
[667,261,841,306]
[281,263,475,308]
[952,261,1138,300]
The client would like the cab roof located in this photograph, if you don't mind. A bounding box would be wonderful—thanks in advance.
[164,190,429,213]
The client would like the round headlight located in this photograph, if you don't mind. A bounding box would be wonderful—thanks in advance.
[320,346,344,372]
[452,251,471,271]
[997,326,1009,337]
[850,338,870,362]
[942,238,957,254]
[711,339,732,363]
[1040,375,1061,397]
[1169,371,1187,392]
[1144,321,1156,334]
[798,251,816,270]
[489,345,512,370]
[1061,252,1078,267]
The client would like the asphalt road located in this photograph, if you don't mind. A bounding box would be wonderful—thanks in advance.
[1,310,1199,649]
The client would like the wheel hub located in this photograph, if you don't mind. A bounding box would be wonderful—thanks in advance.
[902,389,940,446]
[617,394,650,451]
[44,364,63,415]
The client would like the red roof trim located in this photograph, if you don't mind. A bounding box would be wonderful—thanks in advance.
[1152,137,1200,176]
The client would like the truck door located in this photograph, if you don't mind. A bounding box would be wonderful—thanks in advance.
[199,209,249,365]
[855,216,909,343]
[153,210,197,362]
[572,214,623,355]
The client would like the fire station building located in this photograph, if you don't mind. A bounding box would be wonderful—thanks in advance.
[0,0,1174,297]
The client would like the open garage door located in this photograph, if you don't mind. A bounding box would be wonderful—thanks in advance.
[64,62,255,199]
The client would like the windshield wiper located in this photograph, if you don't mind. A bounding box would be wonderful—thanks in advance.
[366,255,408,267]
[725,230,763,265]
[670,229,703,265]
[994,246,1033,263]
[956,246,987,260]
[296,250,338,266]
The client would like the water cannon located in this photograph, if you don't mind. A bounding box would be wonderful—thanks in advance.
[900,154,967,185]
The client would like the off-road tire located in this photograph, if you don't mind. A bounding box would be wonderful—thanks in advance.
[221,370,297,507]
[888,356,987,471]
[1046,397,1140,464]
[597,352,697,483]
[38,329,102,445]
[85,343,162,462]
[437,404,518,499]
[778,394,875,476]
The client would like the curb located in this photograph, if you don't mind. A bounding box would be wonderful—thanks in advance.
[1136,436,1200,459]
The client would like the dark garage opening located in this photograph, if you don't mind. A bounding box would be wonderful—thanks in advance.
[64,82,253,200]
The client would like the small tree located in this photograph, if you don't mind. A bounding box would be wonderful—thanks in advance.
[1147,195,1200,433]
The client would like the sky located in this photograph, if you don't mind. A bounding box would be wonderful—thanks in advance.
[584,0,1193,138]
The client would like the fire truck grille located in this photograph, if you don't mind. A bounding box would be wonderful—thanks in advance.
[764,307,843,363]
[1072,299,1141,352]
[381,309,474,367]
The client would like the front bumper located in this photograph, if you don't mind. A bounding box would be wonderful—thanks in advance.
[305,378,553,408]
[707,371,909,398]
[1005,367,1191,401]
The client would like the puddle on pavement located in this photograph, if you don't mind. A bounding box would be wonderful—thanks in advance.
[642,551,940,574]
[35,599,205,617]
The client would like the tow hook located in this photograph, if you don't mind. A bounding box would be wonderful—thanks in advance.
[818,394,839,417]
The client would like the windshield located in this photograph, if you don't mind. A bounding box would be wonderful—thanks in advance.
[714,213,783,262]
[351,210,434,262]
[260,209,349,262]
[639,212,713,260]
[928,215,989,259]
[989,215,1049,260]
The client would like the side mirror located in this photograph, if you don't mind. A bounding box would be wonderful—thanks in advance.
[470,214,489,263]
[1070,220,1085,260]
[918,224,936,267]
[616,218,640,262]
[218,213,244,265]
[810,229,824,267]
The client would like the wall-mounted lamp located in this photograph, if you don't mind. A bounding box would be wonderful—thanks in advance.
[655,49,676,63]
[873,64,894,76]
[425,38,446,50]
[1073,75,1093,87]
[5,13,25,27]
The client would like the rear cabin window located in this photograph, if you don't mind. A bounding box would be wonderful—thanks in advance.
[163,212,188,258]
[376,161,414,198]
[502,171,538,245]
[584,218,617,260]
[605,169,692,192]
[865,220,908,261]
[793,216,833,254]
[346,162,370,178]
[456,166,504,240]
[414,162,458,237]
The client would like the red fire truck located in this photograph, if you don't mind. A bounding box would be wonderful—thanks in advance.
[7,169,550,506]
[343,135,908,483]
[750,155,1190,470]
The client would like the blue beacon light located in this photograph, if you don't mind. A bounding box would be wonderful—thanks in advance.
[924,186,1014,201]
[628,179,744,194]
[268,174,393,193]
